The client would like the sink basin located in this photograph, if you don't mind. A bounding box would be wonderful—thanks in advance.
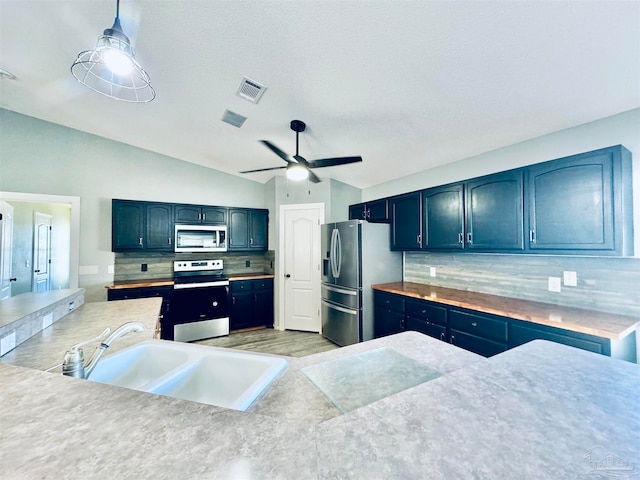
[87,340,287,411]
[89,342,190,390]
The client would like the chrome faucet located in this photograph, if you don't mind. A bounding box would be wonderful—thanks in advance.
[61,322,146,379]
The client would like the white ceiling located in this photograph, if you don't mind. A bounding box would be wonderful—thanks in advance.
[1,1,639,189]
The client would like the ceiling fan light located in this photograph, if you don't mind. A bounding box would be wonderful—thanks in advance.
[287,164,309,181]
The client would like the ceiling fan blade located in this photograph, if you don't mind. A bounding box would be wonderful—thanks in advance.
[308,156,363,168]
[308,170,321,183]
[293,154,310,166]
[260,140,294,164]
[240,166,287,173]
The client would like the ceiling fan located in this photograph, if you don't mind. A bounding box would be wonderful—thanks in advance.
[240,120,362,183]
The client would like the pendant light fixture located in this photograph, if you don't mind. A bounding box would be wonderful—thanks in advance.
[71,0,155,102]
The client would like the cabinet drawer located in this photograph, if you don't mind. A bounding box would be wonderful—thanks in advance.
[108,286,172,301]
[374,291,405,312]
[405,316,446,341]
[450,329,507,358]
[509,323,605,355]
[405,300,447,325]
[253,278,273,290]
[230,280,253,292]
[449,309,508,343]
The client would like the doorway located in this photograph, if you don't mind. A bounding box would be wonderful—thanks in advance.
[279,203,324,333]
[32,212,52,292]
[0,201,15,300]
[0,192,80,292]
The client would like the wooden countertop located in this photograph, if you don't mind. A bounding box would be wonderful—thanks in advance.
[106,273,274,289]
[372,282,639,340]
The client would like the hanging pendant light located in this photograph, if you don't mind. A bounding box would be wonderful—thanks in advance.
[71,0,155,102]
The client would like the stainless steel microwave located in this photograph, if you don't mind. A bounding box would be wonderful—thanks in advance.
[174,225,227,253]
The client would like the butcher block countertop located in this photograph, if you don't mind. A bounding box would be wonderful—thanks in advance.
[373,282,639,340]
[106,273,274,289]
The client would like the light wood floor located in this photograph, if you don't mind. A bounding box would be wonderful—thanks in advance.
[195,328,339,357]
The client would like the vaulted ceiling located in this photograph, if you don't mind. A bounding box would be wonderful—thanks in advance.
[1,1,638,189]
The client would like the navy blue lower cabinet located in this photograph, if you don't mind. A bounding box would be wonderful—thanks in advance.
[374,291,405,337]
[449,329,508,357]
[448,308,509,344]
[405,316,446,341]
[509,321,609,356]
[405,299,447,341]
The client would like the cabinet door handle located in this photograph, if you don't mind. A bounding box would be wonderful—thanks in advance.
[417,234,422,247]
[366,208,371,219]
[168,238,171,245]
[202,213,205,221]
[450,334,455,344]
[138,238,143,246]
[471,322,477,327]
[458,233,463,244]
[529,230,536,243]
[467,233,472,244]
[250,238,253,245]
[440,332,445,341]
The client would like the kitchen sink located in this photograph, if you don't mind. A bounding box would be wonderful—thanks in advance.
[87,340,287,411]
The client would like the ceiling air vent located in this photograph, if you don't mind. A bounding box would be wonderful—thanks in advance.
[236,77,266,103]
[221,109,247,128]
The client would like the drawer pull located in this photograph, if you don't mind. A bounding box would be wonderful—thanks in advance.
[471,322,477,327]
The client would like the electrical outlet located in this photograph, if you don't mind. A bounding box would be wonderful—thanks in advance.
[141,263,148,272]
[563,271,577,287]
[0,332,16,356]
[430,267,436,277]
[245,260,251,267]
[548,277,561,292]
[107,265,115,274]
[42,312,53,330]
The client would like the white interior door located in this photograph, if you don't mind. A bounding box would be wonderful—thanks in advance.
[281,204,323,332]
[0,201,14,300]
[33,212,52,293]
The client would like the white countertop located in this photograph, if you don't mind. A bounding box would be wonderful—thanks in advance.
[1,298,638,479]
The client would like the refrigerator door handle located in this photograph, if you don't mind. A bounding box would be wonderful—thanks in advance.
[330,228,339,278]
[323,284,357,296]
[321,299,358,315]
[335,228,342,278]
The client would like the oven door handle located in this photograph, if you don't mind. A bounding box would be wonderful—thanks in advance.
[174,281,229,289]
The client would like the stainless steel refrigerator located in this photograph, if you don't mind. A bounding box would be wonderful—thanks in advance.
[321,220,402,346]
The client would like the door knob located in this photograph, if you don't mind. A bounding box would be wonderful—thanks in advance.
[285,274,291,278]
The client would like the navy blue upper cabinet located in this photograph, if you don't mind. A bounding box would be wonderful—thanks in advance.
[423,184,465,249]
[527,145,633,255]
[228,208,268,251]
[349,199,389,223]
[175,205,226,225]
[145,203,174,251]
[112,200,173,252]
[390,192,422,250]
[465,170,524,251]
[112,200,145,251]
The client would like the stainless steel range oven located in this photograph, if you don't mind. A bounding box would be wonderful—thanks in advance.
[171,259,230,342]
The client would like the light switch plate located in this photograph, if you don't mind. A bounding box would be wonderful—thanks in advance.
[548,277,562,292]
[563,271,577,287]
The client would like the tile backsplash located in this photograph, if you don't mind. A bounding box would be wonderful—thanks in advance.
[114,251,274,282]
[404,252,640,317]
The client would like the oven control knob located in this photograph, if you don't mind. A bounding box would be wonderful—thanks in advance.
[212,301,218,307]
